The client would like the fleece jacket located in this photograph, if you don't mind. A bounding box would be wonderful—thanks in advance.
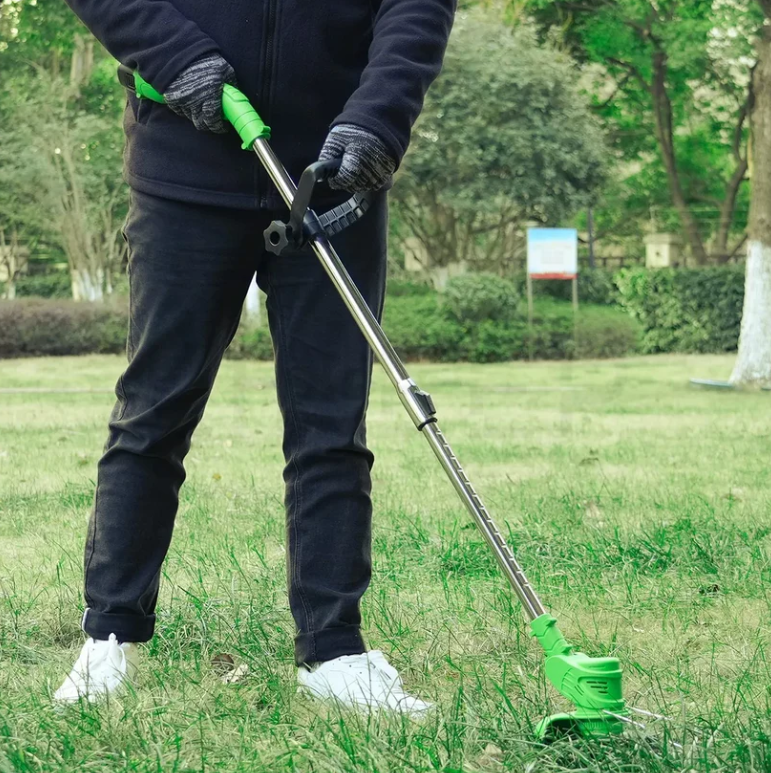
[63,0,456,209]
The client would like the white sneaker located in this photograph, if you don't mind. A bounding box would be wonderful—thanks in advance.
[53,633,139,704]
[298,650,432,717]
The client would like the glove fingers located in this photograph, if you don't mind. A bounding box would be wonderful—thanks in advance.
[326,148,387,191]
[318,124,396,192]
[202,93,230,134]
[166,55,235,135]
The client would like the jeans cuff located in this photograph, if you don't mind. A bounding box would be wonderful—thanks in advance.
[81,607,156,643]
[295,625,366,667]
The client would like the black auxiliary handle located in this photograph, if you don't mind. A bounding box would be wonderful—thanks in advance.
[264,160,375,256]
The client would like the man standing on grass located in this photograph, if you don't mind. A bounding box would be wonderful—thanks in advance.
[54,0,454,711]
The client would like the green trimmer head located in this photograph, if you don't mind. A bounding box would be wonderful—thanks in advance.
[531,614,626,741]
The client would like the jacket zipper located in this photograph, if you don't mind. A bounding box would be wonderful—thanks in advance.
[258,0,277,208]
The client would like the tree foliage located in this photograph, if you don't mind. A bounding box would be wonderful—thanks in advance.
[527,0,760,262]
[392,11,607,277]
[0,3,127,301]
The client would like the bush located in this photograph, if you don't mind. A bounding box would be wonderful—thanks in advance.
[385,278,434,297]
[383,293,639,362]
[462,319,526,363]
[15,271,73,299]
[0,288,640,363]
[442,272,519,324]
[511,268,618,306]
[574,305,641,359]
[0,298,127,358]
[225,324,274,361]
[383,294,466,361]
[577,268,619,306]
[616,266,744,353]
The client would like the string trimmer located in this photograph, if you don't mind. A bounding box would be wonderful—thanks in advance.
[118,66,626,740]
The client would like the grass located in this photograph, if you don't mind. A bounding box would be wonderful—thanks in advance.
[1,352,771,772]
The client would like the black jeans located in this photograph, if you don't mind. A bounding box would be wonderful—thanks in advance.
[82,189,387,665]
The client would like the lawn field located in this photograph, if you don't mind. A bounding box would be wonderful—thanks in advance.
[1,353,771,772]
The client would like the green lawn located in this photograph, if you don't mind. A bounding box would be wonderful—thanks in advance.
[1,353,770,772]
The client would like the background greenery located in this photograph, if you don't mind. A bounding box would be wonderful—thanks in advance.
[0,1,757,317]
[3,266,750,362]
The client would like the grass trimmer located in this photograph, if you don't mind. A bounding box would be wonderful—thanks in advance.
[119,66,626,741]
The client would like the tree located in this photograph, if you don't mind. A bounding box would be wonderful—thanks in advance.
[529,0,757,263]
[731,0,771,387]
[0,65,128,301]
[392,12,606,284]
[0,0,85,75]
[1,0,129,301]
[0,228,28,299]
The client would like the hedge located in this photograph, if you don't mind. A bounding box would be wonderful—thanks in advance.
[383,295,640,362]
[615,265,745,354]
[511,268,619,306]
[0,299,277,361]
[225,324,274,361]
[1,271,73,299]
[0,299,128,358]
[0,295,641,362]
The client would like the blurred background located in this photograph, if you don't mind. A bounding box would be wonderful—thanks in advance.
[0,0,761,366]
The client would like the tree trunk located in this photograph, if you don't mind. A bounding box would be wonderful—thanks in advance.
[0,228,24,300]
[714,158,749,262]
[71,267,105,303]
[651,52,708,265]
[731,24,771,387]
[243,275,262,324]
[70,34,95,89]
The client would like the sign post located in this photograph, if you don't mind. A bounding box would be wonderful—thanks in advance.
[527,227,579,307]
[526,228,579,357]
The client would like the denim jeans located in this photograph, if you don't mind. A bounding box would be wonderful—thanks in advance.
[82,189,387,665]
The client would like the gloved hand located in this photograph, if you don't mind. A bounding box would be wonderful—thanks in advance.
[319,124,397,192]
[165,54,236,134]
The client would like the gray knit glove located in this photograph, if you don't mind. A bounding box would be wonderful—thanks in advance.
[319,124,397,192]
[165,54,236,134]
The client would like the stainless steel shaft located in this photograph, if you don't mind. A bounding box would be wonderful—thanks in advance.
[252,138,547,621]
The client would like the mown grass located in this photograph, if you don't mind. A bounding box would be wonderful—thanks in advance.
[1,353,771,772]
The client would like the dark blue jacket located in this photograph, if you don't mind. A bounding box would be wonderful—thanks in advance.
[63,0,455,209]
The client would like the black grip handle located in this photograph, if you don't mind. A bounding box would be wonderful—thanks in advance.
[288,160,343,240]
[318,193,373,237]
[117,64,136,92]
[264,160,376,255]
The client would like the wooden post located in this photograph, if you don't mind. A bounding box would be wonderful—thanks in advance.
[572,276,578,313]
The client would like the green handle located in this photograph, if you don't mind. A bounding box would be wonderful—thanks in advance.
[132,71,165,104]
[128,72,271,148]
[222,84,271,147]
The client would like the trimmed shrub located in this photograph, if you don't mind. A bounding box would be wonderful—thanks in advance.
[383,294,466,361]
[384,294,639,362]
[576,268,619,306]
[462,320,526,363]
[15,271,73,299]
[225,324,274,361]
[385,278,434,297]
[616,266,744,354]
[511,268,618,306]
[442,272,519,323]
[574,305,641,359]
[0,290,641,363]
[0,299,127,358]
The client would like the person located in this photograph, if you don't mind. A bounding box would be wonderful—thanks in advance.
[54,0,455,713]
